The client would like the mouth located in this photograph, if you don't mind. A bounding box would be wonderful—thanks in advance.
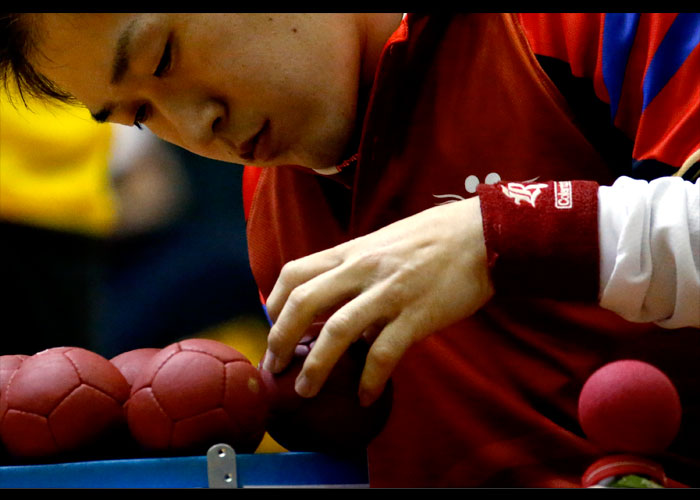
[239,120,269,163]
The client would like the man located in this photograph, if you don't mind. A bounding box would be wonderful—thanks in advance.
[1,13,698,486]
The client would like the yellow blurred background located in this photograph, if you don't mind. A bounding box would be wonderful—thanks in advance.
[1,87,116,235]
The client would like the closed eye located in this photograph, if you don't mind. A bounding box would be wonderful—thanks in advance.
[132,36,172,129]
[154,38,172,77]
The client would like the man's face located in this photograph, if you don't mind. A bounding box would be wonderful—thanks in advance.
[31,13,364,169]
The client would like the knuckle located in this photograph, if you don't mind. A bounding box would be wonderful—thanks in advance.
[376,280,411,313]
[367,343,398,370]
[278,259,301,284]
[357,249,381,267]
[323,313,354,341]
[385,284,410,308]
[352,249,386,273]
[286,284,313,314]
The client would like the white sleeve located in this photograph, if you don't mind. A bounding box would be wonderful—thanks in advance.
[598,175,700,329]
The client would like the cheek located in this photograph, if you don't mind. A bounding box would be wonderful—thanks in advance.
[145,125,206,160]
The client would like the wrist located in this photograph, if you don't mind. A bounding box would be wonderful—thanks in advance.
[476,180,600,300]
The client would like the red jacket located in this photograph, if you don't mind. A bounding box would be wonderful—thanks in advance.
[244,14,700,487]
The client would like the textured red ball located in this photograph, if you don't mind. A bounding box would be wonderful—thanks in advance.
[0,347,130,458]
[0,354,29,456]
[0,355,29,397]
[578,360,682,455]
[125,338,268,454]
[260,340,393,455]
[110,348,161,389]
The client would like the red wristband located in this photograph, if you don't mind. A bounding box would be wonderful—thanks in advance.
[477,180,599,300]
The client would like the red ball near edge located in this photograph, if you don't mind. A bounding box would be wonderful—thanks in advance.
[0,354,29,397]
[259,339,393,455]
[0,347,130,458]
[578,360,682,455]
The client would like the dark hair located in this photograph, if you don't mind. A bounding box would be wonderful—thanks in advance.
[0,13,76,106]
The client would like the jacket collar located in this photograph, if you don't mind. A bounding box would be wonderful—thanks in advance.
[311,15,414,179]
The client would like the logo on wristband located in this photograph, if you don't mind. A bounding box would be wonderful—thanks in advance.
[500,182,549,207]
[554,181,573,209]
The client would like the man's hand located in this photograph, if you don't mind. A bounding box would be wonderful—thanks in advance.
[262,196,494,406]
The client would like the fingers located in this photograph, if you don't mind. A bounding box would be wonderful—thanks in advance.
[293,288,391,398]
[358,314,413,406]
[265,249,341,322]
[263,248,363,374]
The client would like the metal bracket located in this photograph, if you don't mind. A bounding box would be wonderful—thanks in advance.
[207,443,238,488]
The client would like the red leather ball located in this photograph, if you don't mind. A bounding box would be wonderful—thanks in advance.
[110,348,161,389]
[0,347,130,458]
[125,338,268,454]
[0,354,29,397]
[260,340,393,455]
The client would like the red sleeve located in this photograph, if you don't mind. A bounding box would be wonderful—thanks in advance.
[518,13,700,170]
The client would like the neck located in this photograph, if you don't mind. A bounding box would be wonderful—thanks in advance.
[313,13,402,174]
[359,13,403,89]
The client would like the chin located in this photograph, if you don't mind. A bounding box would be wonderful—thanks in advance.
[308,135,356,170]
[273,147,342,171]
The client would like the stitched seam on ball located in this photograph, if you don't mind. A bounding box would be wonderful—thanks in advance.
[2,368,20,407]
[3,408,60,450]
[157,345,181,373]
[3,408,49,419]
[1,355,27,389]
[182,345,251,364]
[185,345,226,361]
[146,345,181,390]
[147,389,170,422]
[222,362,234,430]
[42,351,81,414]
[219,359,243,440]
[10,408,62,451]
[64,349,121,400]
[137,387,172,450]
[46,417,65,451]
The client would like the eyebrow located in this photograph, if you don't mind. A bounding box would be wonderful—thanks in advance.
[112,19,138,85]
[90,18,139,123]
